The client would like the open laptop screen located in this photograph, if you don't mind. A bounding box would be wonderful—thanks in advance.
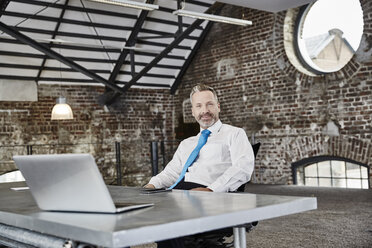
[13,154,153,213]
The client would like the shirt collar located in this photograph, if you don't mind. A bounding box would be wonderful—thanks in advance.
[200,120,222,135]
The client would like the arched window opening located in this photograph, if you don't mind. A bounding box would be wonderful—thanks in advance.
[292,156,369,189]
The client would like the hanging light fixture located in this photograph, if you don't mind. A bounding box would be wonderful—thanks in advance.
[173,0,252,26]
[173,9,252,26]
[51,97,73,120]
[88,0,159,11]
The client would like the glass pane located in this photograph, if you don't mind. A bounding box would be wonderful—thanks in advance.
[318,161,331,177]
[361,167,368,178]
[331,161,345,178]
[296,170,304,186]
[319,178,331,187]
[346,162,361,178]
[361,179,369,189]
[305,164,318,177]
[347,179,362,189]
[296,0,364,73]
[305,177,318,186]
[332,178,346,188]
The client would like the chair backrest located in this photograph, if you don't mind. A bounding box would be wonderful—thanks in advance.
[252,142,261,158]
[236,142,261,192]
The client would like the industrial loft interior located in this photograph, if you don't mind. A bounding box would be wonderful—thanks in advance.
[0,0,371,248]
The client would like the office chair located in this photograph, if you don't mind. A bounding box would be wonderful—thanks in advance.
[184,143,261,248]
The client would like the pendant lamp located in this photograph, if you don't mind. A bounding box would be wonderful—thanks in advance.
[51,97,73,120]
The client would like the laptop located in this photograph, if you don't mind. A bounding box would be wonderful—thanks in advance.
[13,153,154,213]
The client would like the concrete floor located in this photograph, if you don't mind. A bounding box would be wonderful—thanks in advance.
[133,184,372,248]
[243,184,372,248]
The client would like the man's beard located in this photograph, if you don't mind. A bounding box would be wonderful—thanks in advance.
[196,113,217,128]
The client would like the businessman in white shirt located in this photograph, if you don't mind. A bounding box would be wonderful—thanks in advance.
[145,84,255,248]
[145,84,254,193]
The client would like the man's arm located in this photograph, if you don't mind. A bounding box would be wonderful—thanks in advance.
[147,143,185,189]
[208,128,255,192]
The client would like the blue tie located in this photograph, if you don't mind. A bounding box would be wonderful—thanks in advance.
[168,129,211,189]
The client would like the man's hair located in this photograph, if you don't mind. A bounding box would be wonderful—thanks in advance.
[190,84,218,104]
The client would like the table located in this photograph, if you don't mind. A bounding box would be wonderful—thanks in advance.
[0,182,317,248]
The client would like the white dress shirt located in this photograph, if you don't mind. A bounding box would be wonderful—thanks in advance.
[148,120,255,192]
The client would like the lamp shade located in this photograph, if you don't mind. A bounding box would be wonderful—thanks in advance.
[51,97,73,120]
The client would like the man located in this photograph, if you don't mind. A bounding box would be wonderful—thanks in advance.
[145,84,255,247]
[146,83,254,192]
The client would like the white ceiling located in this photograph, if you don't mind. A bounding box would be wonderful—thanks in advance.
[217,0,317,12]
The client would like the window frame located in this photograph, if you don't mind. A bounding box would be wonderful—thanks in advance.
[292,156,370,189]
[293,1,363,75]
[293,4,325,75]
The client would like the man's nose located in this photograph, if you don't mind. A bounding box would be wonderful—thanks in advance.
[200,105,208,113]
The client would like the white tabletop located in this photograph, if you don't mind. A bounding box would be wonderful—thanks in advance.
[0,182,317,247]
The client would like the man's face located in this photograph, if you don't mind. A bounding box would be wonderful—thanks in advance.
[191,90,220,129]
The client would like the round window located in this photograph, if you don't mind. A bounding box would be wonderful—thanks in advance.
[294,0,364,75]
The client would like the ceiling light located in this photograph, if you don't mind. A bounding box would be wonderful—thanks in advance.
[51,97,73,120]
[173,9,252,26]
[40,38,162,52]
[88,0,159,11]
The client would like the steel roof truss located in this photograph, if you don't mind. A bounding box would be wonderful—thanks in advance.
[108,0,155,84]
[103,2,223,104]
[0,21,125,94]
[35,0,69,84]
[0,0,10,17]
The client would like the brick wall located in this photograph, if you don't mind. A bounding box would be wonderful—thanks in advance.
[175,1,372,186]
[0,85,175,186]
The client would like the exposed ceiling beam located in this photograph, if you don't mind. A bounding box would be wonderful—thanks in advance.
[0,50,182,70]
[176,0,183,36]
[2,10,200,40]
[99,0,154,104]
[103,2,224,105]
[130,50,135,77]
[0,62,176,79]
[13,26,128,43]
[170,19,216,95]
[0,0,10,17]
[10,0,203,30]
[0,37,185,60]
[35,0,70,83]
[0,75,171,88]
[11,26,191,50]
[107,0,154,91]
[0,21,125,94]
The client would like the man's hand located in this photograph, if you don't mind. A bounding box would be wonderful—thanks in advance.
[191,187,213,192]
[144,184,155,189]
